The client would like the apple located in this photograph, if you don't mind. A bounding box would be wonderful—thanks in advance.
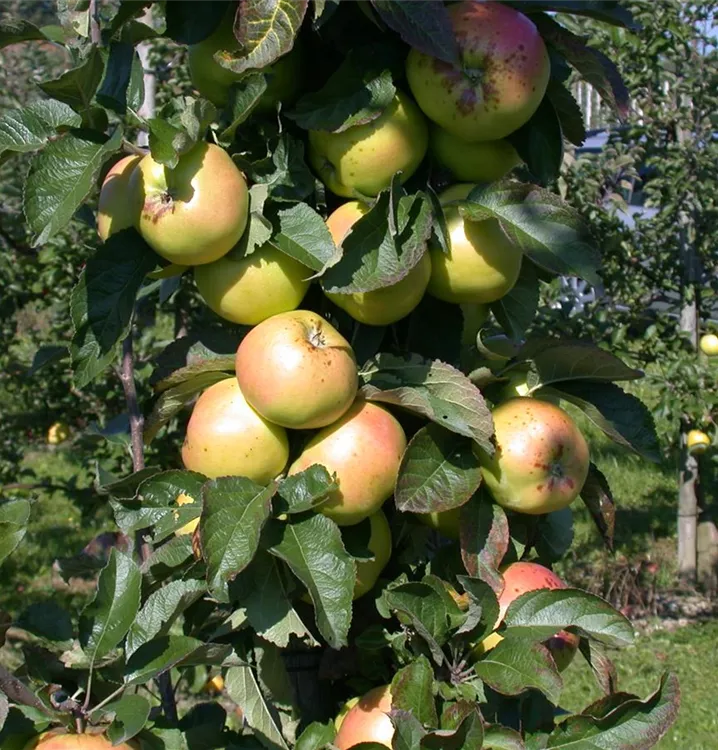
[47,421,70,445]
[308,91,428,197]
[687,429,711,455]
[181,377,289,482]
[189,13,302,110]
[416,507,461,540]
[131,142,249,266]
[478,397,590,515]
[323,201,432,325]
[235,310,358,430]
[428,184,523,304]
[700,333,718,356]
[471,561,579,672]
[97,154,141,240]
[334,696,360,732]
[431,127,521,182]
[288,400,406,526]
[204,674,225,693]
[174,493,199,537]
[406,1,550,142]
[22,731,137,750]
[334,685,393,750]
[354,510,392,598]
[194,243,310,325]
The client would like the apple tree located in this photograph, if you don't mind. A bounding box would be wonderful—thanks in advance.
[0,2,680,749]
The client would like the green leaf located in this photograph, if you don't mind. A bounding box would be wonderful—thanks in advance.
[547,673,679,749]
[93,694,150,745]
[0,101,81,157]
[507,97,563,186]
[391,711,428,750]
[0,499,31,567]
[38,46,104,117]
[221,0,307,76]
[276,465,338,515]
[322,187,433,294]
[144,371,232,444]
[459,493,509,594]
[289,45,399,132]
[251,131,316,203]
[267,514,354,649]
[391,655,438,728]
[483,724,525,750]
[535,509,574,564]
[124,635,204,685]
[225,664,289,750]
[16,602,73,646]
[141,536,195,586]
[147,98,217,169]
[97,466,162,498]
[0,17,51,47]
[545,79,586,148]
[371,0,459,65]
[538,381,660,461]
[580,463,615,551]
[97,43,141,115]
[459,181,601,287]
[24,127,123,246]
[512,1,638,29]
[473,635,563,704]
[503,588,634,647]
[272,202,339,273]
[395,425,482,514]
[228,184,273,259]
[421,708,484,750]
[0,693,7,733]
[202,477,275,602]
[456,576,501,643]
[164,0,230,44]
[69,229,159,389]
[126,579,206,656]
[221,72,269,140]
[295,721,336,750]
[579,639,617,697]
[361,353,494,452]
[491,260,540,342]
[79,549,141,664]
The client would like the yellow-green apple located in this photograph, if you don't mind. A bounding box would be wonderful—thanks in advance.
[334,685,393,750]
[428,184,523,304]
[181,377,288,482]
[471,561,579,671]
[478,397,590,515]
[189,14,302,110]
[204,674,225,693]
[194,243,310,325]
[308,91,428,197]
[288,400,406,526]
[235,310,358,430]
[22,732,138,750]
[47,421,70,445]
[687,429,711,455]
[431,127,521,182]
[700,333,718,356]
[354,510,392,598]
[97,155,141,240]
[323,201,432,324]
[406,1,550,142]
[131,142,249,265]
[416,506,461,540]
[174,493,199,537]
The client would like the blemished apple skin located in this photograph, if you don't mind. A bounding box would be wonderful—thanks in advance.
[308,91,428,198]
[235,310,358,430]
[96,155,141,241]
[288,400,407,526]
[406,1,550,142]
[323,201,432,325]
[194,243,310,325]
[428,184,523,304]
[334,685,394,750]
[131,142,249,266]
[181,377,289,483]
[478,398,590,515]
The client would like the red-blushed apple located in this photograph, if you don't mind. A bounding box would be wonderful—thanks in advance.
[189,11,302,110]
[687,429,711,455]
[428,184,523,304]
[194,243,310,325]
[288,400,406,526]
[308,91,428,197]
[700,333,718,356]
[323,201,432,325]
[96,155,141,240]
[354,510,392,598]
[334,685,393,750]
[235,310,358,430]
[478,397,590,515]
[22,731,138,750]
[131,142,249,266]
[174,492,199,537]
[181,377,289,482]
[406,1,550,142]
[334,696,360,731]
[471,561,579,672]
[431,126,521,182]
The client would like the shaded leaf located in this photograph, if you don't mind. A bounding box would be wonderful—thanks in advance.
[421,708,484,750]
[546,79,586,147]
[391,655,438,728]
[579,639,617,697]
[508,97,563,186]
[580,463,615,551]
[535,509,574,564]
[460,493,509,594]
[38,46,104,117]
[92,694,150,745]
[16,602,73,646]
[125,635,204,685]
[491,260,540,342]
[164,0,230,44]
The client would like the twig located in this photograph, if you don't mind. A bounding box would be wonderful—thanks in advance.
[122,139,148,157]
